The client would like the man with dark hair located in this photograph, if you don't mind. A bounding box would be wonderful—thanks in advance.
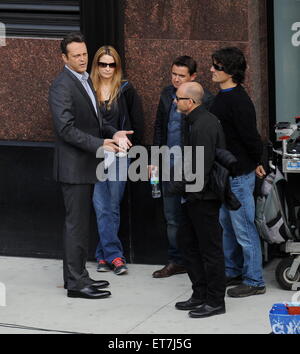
[49,32,132,299]
[151,56,214,278]
[210,46,266,298]
[60,31,85,55]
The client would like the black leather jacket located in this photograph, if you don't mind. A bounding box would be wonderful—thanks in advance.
[209,148,241,210]
[168,107,241,210]
[168,105,225,202]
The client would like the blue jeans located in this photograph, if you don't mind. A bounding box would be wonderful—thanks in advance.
[93,156,129,263]
[162,182,184,265]
[219,171,265,287]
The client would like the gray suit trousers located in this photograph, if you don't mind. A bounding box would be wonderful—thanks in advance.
[61,183,94,290]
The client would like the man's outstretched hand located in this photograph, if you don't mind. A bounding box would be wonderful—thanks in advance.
[112,130,134,151]
[101,131,134,153]
[102,139,122,152]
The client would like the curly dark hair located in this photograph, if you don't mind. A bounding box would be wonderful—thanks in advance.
[212,47,247,84]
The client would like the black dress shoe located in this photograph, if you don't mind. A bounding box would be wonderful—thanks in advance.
[64,279,110,290]
[175,297,204,310]
[89,279,110,289]
[67,286,111,299]
[189,303,225,318]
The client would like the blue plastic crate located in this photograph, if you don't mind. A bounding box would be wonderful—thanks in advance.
[269,303,300,334]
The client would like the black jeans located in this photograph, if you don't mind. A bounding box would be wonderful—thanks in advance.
[177,199,226,307]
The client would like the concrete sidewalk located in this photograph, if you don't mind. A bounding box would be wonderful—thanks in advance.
[0,256,297,334]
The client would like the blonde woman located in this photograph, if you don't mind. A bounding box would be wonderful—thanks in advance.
[90,45,144,275]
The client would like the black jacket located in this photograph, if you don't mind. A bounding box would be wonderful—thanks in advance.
[210,84,263,175]
[49,67,116,184]
[169,105,226,202]
[153,84,215,146]
[209,148,241,210]
[102,81,144,146]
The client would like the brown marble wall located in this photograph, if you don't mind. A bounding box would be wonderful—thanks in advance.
[0,38,61,141]
[124,0,269,144]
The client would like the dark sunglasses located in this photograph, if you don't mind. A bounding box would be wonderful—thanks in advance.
[212,63,225,71]
[98,62,117,68]
[175,95,195,103]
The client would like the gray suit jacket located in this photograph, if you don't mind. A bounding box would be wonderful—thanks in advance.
[49,67,116,184]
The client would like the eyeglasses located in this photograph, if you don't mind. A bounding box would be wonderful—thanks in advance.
[98,62,117,68]
[212,63,225,71]
[175,95,195,103]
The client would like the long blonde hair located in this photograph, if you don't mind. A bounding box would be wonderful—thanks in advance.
[90,45,123,108]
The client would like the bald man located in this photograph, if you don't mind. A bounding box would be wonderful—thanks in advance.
[170,82,227,318]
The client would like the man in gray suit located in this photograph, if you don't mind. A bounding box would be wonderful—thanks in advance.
[49,32,132,299]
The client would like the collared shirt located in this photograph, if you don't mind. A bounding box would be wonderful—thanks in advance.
[65,65,98,115]
[167,93,183,167]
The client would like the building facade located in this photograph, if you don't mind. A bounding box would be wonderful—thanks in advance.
[0,0,299,263]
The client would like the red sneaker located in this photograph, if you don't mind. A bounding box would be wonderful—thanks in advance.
[111,257,128,275]
[97,260,111,272]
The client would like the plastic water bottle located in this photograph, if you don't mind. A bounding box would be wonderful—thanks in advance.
[150,167,161,198]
